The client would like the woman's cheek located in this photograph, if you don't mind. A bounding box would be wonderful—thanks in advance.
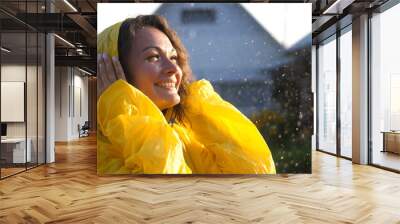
[144,65,161,79]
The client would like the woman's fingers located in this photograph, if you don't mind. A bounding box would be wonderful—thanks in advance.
[97,53,106,98]
[97,53,125,99]
[112,56,126,81]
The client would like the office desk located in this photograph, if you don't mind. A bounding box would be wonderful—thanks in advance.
[1,138,31,164]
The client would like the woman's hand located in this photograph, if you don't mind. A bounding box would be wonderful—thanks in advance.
[97,53,126,99]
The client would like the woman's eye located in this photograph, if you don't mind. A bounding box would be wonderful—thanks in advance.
[170,55,178,62]
[146,55,159,62]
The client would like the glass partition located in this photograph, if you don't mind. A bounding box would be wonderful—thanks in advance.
[1,30,28,178]
[317,35,337,154]
[339,26,352,158]
[0,1,46,179]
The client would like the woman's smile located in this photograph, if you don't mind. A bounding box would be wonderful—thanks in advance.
[154,79,179,97]
[155,80,177,89]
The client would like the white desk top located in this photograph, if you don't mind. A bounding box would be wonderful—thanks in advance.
[1,138,28,143]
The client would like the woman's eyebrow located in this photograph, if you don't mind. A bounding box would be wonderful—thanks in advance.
[141,46,177,54]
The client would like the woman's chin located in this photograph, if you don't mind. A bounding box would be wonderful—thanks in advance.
[153,86,180,108]
[157,94,180,110]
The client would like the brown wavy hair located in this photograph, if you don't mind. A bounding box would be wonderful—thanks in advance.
[118,15,194,124]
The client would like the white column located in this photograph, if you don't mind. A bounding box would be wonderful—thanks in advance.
[352,14,369,164]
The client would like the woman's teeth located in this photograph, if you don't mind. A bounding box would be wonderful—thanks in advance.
[156,82,175,89]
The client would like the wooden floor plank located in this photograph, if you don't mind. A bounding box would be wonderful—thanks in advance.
[0,135,399,223]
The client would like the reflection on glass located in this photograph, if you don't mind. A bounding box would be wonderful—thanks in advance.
[318,36,337,154]
[371,3,400,171]
[340,28,352,158]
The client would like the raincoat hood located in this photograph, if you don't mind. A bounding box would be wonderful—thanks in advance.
[97,21,122,58]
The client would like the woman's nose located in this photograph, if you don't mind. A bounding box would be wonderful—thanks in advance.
[162,57,179,76]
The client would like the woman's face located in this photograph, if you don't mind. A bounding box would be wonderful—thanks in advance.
[128,26,183,110]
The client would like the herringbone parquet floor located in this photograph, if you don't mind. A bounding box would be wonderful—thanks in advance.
[0,135,399,223]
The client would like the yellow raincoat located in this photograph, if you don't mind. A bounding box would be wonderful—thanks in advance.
[97,21,276,174]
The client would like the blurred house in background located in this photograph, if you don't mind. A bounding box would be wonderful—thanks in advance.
[156,3,293,116]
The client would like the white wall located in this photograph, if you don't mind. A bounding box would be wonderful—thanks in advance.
[54,67,89,141]
[1,65,25,129]
[55,66,69,141]
[71,72,89,138]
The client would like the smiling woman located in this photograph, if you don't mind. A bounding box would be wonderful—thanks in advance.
[97,15,276,174]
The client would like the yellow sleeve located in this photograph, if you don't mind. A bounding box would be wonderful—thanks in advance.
[180,79,276,174]
[97,80,191,174]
